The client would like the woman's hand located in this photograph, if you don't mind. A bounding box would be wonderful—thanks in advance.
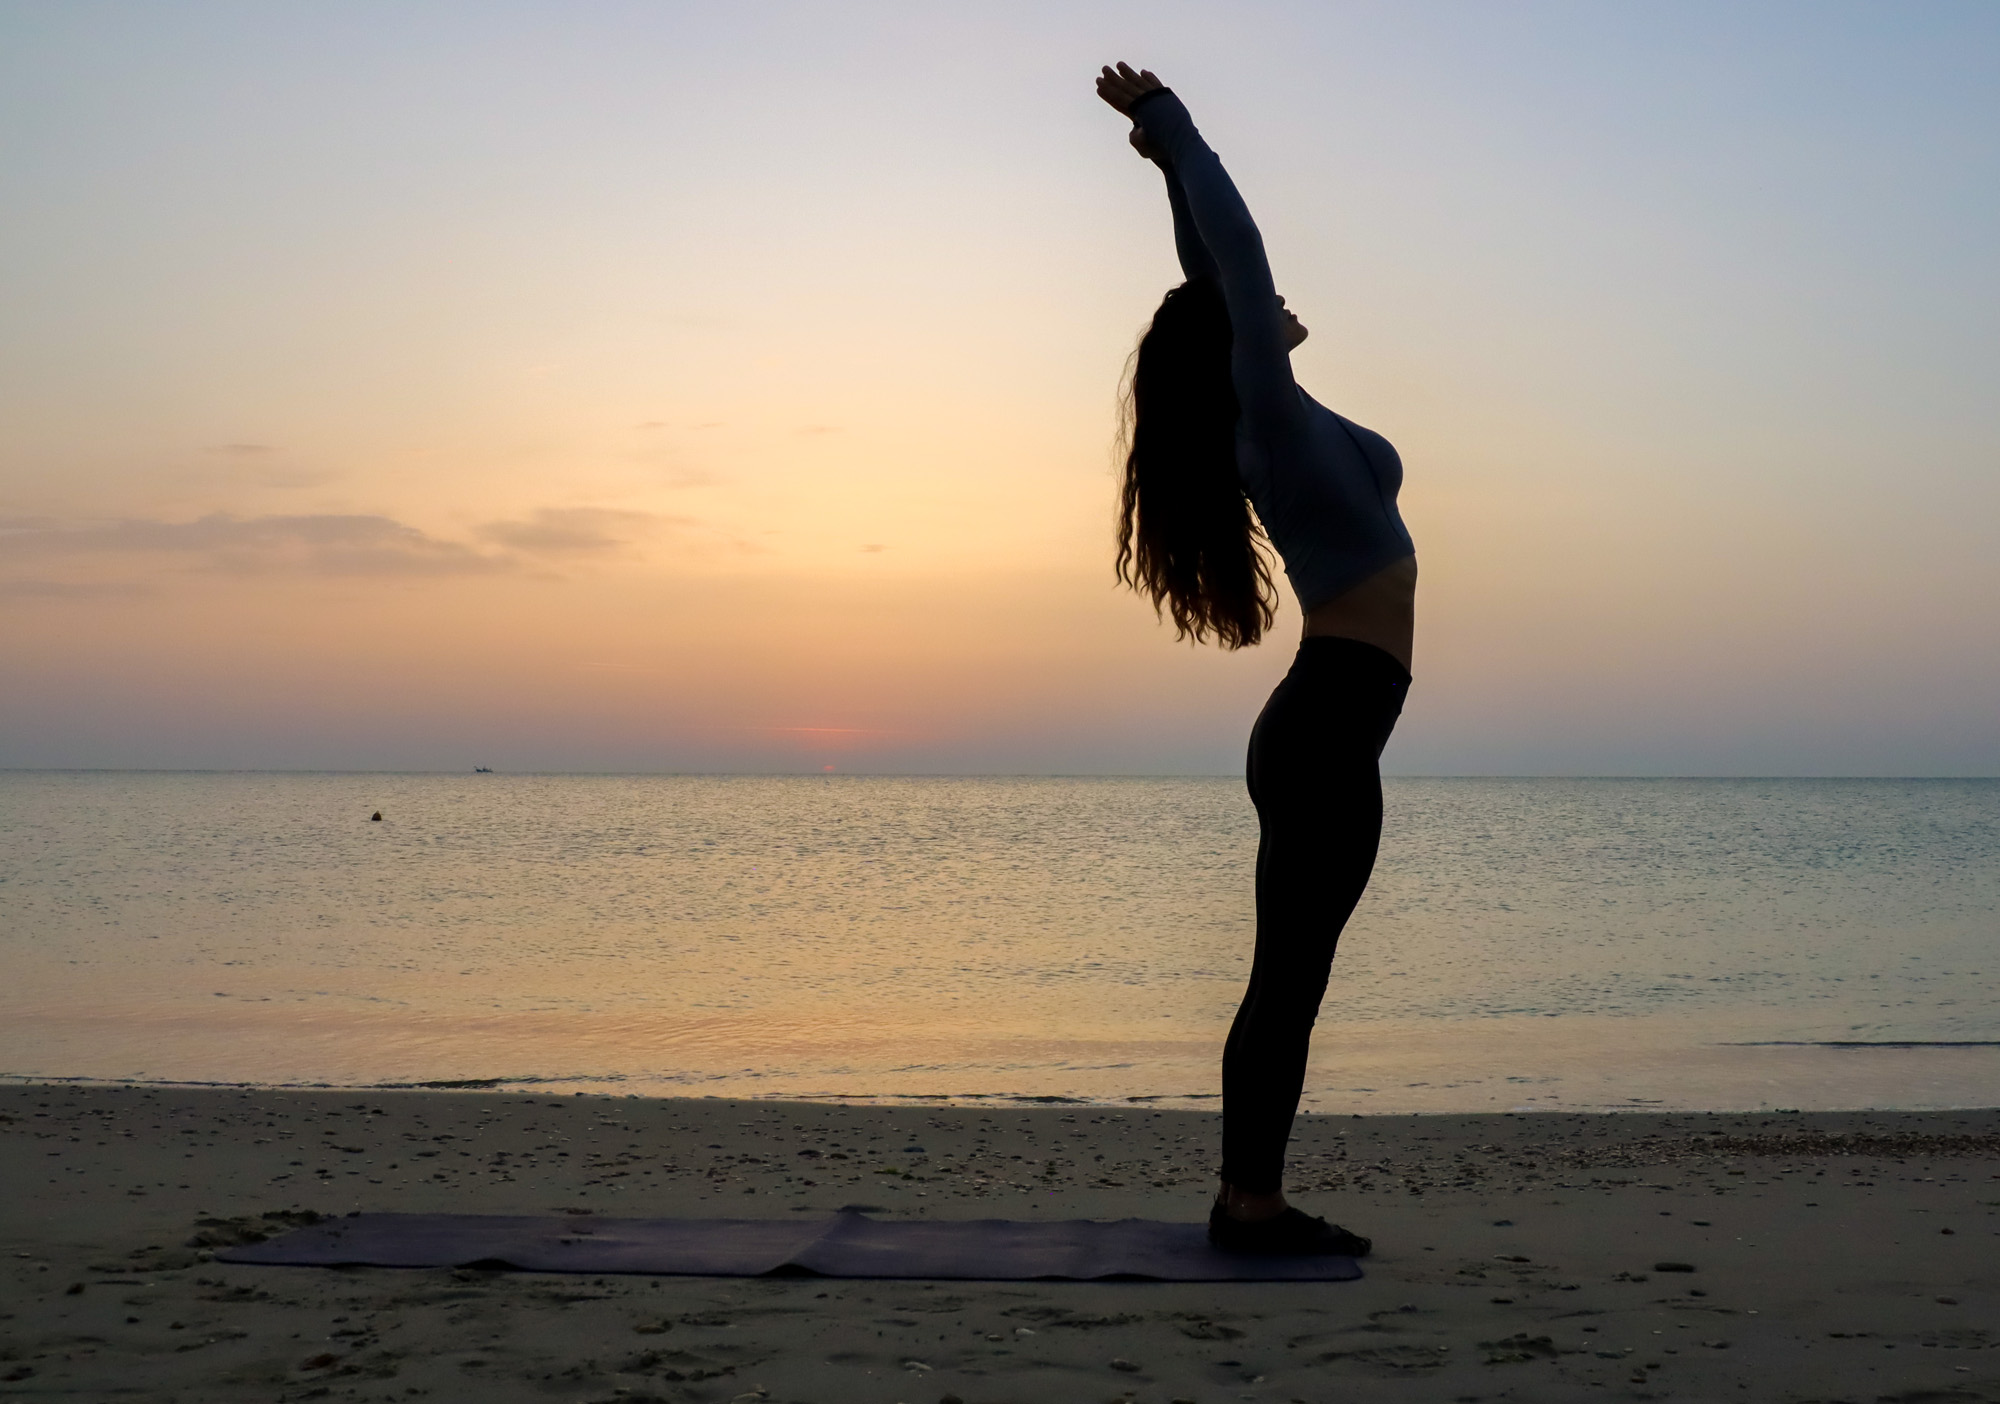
[1095,61,1164,116]
[1097,63,1167,162]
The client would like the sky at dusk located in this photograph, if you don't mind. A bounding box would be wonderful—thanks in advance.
[3,1,1996,775]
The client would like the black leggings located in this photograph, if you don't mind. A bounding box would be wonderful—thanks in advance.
[1220,636,1410,1195]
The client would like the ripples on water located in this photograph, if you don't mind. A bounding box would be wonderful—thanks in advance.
[2,774,1995,1111]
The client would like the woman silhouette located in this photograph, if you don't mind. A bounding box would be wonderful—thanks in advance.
[1097,63,1417,1256]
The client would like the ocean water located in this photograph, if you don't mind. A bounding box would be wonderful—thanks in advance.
[2,773,1996,1113]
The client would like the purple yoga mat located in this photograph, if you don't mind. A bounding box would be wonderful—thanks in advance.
[217,1206,1363,1282]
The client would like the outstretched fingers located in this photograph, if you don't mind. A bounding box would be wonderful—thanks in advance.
[1115,61,1164,91]
[1095,61,1165,115]
[1094,65,1134,113]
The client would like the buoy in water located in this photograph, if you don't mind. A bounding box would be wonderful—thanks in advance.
[370,811,382,821]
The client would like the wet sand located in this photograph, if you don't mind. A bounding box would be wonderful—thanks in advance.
[2,1084,1995,1402]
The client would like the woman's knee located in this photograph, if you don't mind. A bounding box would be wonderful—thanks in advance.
[1238,976,1332,1035]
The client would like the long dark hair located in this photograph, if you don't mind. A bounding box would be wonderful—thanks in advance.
[1115,278,1275,649]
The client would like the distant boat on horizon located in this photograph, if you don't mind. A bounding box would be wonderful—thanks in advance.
[473,766,493,773]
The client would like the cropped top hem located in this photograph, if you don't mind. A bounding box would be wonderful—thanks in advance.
[1289,547,1418,617]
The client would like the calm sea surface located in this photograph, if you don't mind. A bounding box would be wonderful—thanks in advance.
[3,774,1996,1113]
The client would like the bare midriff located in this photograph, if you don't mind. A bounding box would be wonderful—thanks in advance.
[1301,554,1417,672]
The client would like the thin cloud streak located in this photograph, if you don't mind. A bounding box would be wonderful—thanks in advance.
[476,507,689,555]
[2,512,509,577]
[0,578,149,599]
[1,506,720,586]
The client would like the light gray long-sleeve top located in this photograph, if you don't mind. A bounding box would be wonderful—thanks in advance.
[1134,89,1415,612]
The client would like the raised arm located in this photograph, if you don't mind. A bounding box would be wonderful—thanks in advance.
[1162,163,1220,283]
[1104,68,1216,282]
[1098,64,1302,436]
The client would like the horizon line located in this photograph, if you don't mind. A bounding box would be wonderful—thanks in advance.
[3,768,1996,781]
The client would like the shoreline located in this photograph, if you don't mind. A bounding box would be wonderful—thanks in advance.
[9,1067,2000,1118]
[4,1083,1996,1401]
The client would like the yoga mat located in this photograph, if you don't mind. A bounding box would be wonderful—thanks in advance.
[217,1206,1363,1282]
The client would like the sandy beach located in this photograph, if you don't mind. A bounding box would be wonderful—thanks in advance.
[2,1084,1995,1402]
